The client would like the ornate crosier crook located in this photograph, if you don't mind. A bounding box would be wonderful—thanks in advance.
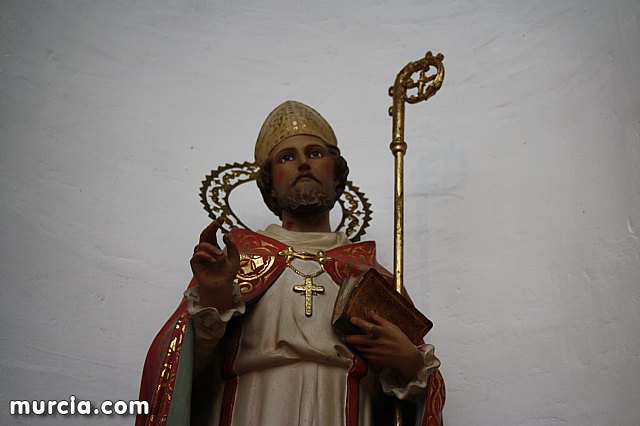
[388,50,444,295]
[388,51,444,426]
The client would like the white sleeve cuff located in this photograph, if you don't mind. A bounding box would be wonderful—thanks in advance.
[379,344,441,401]
[184,283,246,330]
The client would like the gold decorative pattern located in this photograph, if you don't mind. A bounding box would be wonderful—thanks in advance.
[425,370,446,426]
[199,161,259,232]
[236,254,276,295]
[254,100,338,165]
[200,164,372,241]
[334,181,372,242]
[148,312,188,425]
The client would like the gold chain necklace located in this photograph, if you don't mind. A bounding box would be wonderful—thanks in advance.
[279,247,331,317]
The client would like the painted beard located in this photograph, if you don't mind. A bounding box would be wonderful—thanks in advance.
[276,183,337,216]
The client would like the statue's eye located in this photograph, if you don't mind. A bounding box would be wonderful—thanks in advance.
[280,153,295,163]
[308,150,323,159]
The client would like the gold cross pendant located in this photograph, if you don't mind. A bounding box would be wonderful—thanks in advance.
[293,277,325,317]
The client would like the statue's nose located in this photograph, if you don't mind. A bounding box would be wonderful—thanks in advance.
[298,157,311,170]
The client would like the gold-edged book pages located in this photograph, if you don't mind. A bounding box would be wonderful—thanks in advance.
[331,268,433,343]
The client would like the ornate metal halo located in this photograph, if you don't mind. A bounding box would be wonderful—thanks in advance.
[199,161,372,242]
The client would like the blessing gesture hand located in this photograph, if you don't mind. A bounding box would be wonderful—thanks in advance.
[190,217,240,311]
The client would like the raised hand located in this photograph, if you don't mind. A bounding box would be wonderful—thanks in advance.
[190,217,240,311]
[345,311,424,382]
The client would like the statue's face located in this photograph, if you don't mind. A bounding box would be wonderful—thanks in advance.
[268,135,338,215]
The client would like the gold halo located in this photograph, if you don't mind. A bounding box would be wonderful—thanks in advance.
[199,161,372,242]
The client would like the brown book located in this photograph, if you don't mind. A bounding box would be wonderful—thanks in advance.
[331,268,433,343]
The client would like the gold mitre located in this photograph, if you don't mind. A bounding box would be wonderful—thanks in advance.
[254,100,338,165]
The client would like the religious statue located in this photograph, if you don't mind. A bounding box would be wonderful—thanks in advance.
[137,100,445,426]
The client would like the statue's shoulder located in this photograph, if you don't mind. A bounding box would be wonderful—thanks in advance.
[230,228,286,255]
[229,228,287,303]
[327,239,378,264]
[325,239,394,284]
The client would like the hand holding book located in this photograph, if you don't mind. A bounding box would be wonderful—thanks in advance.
[331,268,433,343]
[345,310,426,382]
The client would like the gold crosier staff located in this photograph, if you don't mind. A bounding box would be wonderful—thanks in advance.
[388,51,445,426]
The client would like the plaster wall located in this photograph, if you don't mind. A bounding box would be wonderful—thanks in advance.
[1,1,639,425]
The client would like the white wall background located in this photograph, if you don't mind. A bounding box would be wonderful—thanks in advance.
[1,1,639,425]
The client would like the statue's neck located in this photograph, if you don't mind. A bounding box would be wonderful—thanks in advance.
[280,210,331,233]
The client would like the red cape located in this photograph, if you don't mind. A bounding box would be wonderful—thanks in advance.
[137,228,445,425]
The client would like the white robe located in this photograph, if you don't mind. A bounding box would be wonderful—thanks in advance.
[185,225,438,425]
